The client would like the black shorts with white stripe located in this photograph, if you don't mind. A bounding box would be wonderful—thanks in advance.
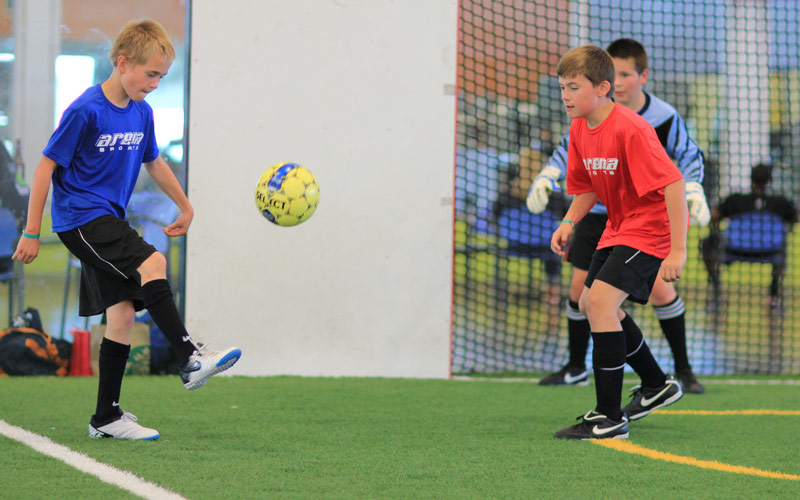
[58,215,157,316]
[584,245,662,304]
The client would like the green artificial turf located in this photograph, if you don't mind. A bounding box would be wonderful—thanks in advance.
[1,375,798,499]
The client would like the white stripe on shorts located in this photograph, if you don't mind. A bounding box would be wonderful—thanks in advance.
[77,228,127,278]
[624,250,641,264]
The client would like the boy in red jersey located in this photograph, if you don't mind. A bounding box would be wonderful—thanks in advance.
[549,45,686,439]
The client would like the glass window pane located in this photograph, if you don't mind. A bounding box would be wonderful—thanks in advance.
[2,2,187,361]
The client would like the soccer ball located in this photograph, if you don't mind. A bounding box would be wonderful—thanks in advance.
[255,162,320,226]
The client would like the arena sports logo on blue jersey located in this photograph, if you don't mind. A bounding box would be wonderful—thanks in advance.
[95,132,145,152]
[583,157,619,175]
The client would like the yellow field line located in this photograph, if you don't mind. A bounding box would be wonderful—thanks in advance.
[594,440,800,480]
[654,409,800,416]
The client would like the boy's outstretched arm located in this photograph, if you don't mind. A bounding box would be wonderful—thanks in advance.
[12,156,57,264]
[660,178,688,282]
[550,192,598,256]
[143,156,194,236]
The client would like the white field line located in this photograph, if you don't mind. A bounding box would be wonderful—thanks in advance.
[0,419,189,500]
[451,376,800,385]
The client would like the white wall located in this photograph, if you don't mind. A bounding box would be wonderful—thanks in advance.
[186,1,457,378]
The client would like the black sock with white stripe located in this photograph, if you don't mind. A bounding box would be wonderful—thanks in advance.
[621,312,666,389]
[654,296,690,373]
[591,331,626,421]
[93,337,128,427]
[141,279,197,366]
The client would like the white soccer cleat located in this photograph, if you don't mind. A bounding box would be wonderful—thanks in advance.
[180,345,242,390]
[89,411,160,440]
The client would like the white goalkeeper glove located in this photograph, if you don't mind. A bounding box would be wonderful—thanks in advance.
[526,165,562,214]
[686,181,711,227]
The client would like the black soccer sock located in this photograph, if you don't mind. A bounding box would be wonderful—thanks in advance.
[590,331,626,421]
[566,299,590,369]
[621,312,666,389]
[141,279,196,366]
[654,297,690,373]
[93,338,129,426]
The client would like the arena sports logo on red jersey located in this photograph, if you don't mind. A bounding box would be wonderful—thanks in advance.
[583,157,619,175]
[95,132,145,152]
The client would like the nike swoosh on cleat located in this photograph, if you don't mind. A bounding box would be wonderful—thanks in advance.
[640,384,674,407]
[564,372,586,384]
[592,421,626,436]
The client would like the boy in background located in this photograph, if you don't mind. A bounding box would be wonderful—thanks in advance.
[13,20,241,440]
[549,45,685,439]
[530,39,708,394]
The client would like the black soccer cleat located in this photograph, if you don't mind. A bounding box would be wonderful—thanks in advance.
[539,365,590,386]
[623,374,683,421]
[676,368,705,394]
[554,409,629,440]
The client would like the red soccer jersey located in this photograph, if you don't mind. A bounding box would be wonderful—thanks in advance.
[566,104,684,258]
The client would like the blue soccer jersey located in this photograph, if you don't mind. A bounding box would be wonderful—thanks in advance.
[44,84,160,232]
[545,91,704,214]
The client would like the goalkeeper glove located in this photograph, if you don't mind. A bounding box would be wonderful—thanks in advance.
[686,181,711,227]
[526,165,562,214]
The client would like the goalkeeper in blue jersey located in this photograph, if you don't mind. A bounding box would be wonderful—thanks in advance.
[529,39,709,393]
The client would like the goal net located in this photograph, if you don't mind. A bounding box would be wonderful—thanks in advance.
[453,0,800,375]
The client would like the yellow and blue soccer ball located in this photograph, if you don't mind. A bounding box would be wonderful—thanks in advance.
[255,162,320,226]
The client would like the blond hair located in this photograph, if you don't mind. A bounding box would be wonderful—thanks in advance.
[557,45,615,97]
[110,19,175,67]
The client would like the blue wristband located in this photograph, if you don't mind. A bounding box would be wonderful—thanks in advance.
[22,231,40,239]
[561,219,574,227]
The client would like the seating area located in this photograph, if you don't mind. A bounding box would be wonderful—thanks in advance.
[465,205,562,283]
[456,148,566,322]
[701,210,791,309]
[0,207,23,325]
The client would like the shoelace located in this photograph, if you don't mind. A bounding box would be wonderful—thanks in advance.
[188,343,210,358]
[628,376,677,398]
[198,344,222,357]
[576,410,604,422]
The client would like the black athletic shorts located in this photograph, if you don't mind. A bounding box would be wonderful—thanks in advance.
[585,245,663,304]
[566,213,608,271]
[57,215,157,317]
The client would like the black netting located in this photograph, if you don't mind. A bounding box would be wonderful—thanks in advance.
[453,0,800,375]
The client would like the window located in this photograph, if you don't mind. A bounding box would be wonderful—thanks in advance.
[0,1,188,340]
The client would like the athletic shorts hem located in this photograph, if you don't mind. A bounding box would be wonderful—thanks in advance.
[79,298,146,318]
[58,215,156,317]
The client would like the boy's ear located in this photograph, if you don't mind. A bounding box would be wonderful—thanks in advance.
[116,55,130,72]
[597,80,612,96]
